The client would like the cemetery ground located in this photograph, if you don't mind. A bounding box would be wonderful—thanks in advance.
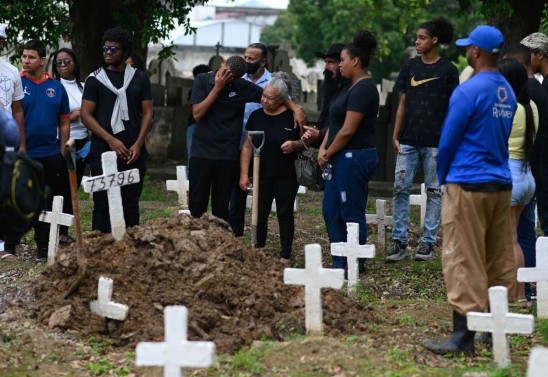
[1,172,548,376]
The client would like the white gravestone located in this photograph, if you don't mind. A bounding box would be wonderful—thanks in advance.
[245,186,306,213]
[89,277,129,321]
[135,306,216,377]
[38,195,74,266]
[527,347,548,377]
[82,151,140,241]
[467,286,535,368]
[331,222,375,294]
[365,199,392,250]
[518,237,548,318]
[166,166,190,215]
[284,244,345,335]
[409,183,426,228]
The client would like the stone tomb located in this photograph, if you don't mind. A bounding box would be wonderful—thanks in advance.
[518,237,548,318]
[409,183,426,228]
[82,151,140,241]
[166,165,190,215]
[467,286,535,368]
[135,306,216,377]
[527,347,548,377]
[284,244,345,335]
[38,195,74,265]
[365,199,392,250]
[89,277,129,321]
[331,222,375,294]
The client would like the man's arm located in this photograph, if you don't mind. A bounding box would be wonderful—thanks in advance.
[239,137,252,192]
[192,67,233,122]
[128,99,153,164]
[81,99,131,159]
[284,100,306,129]
[392,93,406,155]
[58,116,70,156]
[11,100,26,152]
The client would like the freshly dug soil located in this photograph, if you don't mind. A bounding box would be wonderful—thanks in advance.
[27,215,379,353]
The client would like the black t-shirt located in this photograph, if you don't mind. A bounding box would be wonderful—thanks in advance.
[190,72,263,161]
[83,68,152,157]
[529,78,548,170]
[327,78,378,149]
[395,56,459,147]
[245,109,300,178]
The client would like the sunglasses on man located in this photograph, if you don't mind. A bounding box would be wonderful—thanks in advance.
[102,45,121,54]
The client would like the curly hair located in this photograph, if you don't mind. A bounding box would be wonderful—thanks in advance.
[52,48,83,91]
[101,26,132,58]
[418,17,454,46]
[344,30,377,68]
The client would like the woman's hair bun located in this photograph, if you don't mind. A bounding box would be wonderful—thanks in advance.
[352,30,377,52]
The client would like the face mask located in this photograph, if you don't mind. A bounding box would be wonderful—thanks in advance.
[246,62,261,74]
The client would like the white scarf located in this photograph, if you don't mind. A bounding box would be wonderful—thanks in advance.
[89,65,136,134]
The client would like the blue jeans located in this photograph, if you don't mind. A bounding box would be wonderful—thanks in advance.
[392,144,441,244]
[518,197,537,298]
[323,148,378,271]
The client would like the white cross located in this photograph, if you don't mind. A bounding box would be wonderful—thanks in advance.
[89,277,129,321]
[246,188,304,213]
[330,222,375,294]
[82,151,140,240]
[527,347,548,377]
[166,166,190,215]
[467,286,535,368]
[409,183,426,228]
[518,237,548,318]
[38,195,74,266]
[135,306,216,377]
[284,244,345,335]
[366,199,392,250]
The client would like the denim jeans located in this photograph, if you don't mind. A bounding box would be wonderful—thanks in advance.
[392,144,441,244]
[323,148,378,271]
[517,197,536,298]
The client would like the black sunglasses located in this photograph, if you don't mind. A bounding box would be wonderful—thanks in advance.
[55,58,73,67]
[102,45,121,54]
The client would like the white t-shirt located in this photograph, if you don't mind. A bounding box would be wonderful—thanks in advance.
[60,77,89,140]
[0,59,24,114]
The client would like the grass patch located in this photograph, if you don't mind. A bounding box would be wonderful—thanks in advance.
[86,358,113,376]
[140,208,172,222]
[538,319,548,345]
[231,341,275,374]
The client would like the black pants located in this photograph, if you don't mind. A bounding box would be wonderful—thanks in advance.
[257,175,299,259]
[228,179,248,236]
[89,154,145,233]
[4,153,71,251]
[189,157,238,222]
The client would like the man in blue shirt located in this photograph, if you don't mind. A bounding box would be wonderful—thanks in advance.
[424,25,517,355]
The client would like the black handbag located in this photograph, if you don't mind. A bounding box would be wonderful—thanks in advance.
[295,148,318,187]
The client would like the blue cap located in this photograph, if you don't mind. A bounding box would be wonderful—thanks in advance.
[456,25,504,53]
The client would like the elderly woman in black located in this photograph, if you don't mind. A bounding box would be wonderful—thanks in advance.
[239,74,307,266]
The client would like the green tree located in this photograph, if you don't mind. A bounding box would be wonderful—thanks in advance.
[0,0,211,75]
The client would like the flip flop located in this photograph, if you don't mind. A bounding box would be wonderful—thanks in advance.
[0,252,18,261]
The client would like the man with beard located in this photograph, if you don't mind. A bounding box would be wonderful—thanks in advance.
[228,42,272,236]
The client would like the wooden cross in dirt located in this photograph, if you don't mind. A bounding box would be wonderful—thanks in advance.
[82,151,140,241]
[284,244,345,335]
[518,237,548,318]
[527,347,548,377]
[409,183,426,228]
[38,195,74,266]
[135,306,216,377]
[89,277,129,321]
[166,165,190,215]
[365,199,392,250]
[330,222,375,294]
[467,286,534,368]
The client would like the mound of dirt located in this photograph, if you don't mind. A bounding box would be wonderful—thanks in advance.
[27,215,379,353]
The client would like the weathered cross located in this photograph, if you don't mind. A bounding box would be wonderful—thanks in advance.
[366,199,392,250]
[527,346,548,377]
[330,222,375,294]
[89,277,129,321]
[82,151,140,240]
[166,165,190,215]
[38,195,74,266]
[467,286,535,368]
[518,237,548,318]
[284,244,345,335]
[135,306,216,377]
[409,183,426,228]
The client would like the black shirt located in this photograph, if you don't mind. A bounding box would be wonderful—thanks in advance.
[245,109,300,178]
[529,77,548,172]
[83,68,152,157]
[327,78,378,150]
[395,56,459,147]
[190,72,263,161]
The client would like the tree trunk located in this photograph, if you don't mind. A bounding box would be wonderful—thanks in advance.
[491,0,546,44]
